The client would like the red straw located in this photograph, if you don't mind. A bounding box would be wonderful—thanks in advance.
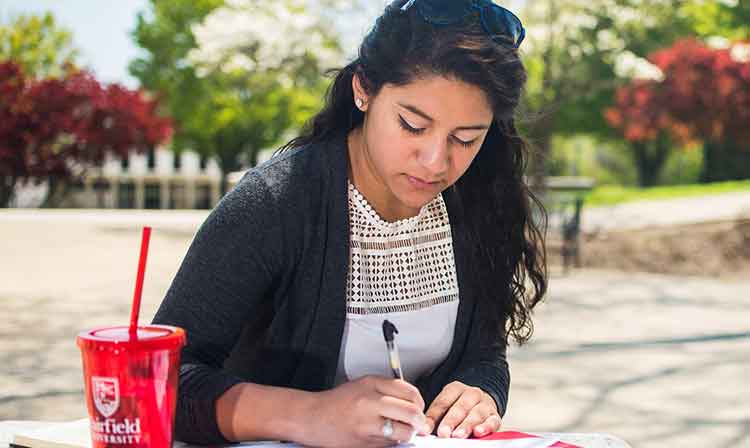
[129,226,152,338]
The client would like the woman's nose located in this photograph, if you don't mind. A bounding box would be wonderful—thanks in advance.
[417,141,450,177]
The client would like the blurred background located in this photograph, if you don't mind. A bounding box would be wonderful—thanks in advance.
[1,1,748,447]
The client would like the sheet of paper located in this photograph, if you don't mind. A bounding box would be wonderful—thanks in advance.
[7,418,91,448]
[0,421,56,448]
[403,435,558,448]
[193,435,559,448]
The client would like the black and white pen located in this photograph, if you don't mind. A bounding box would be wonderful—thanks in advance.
[383,319,427,440]
[382,319,404,380]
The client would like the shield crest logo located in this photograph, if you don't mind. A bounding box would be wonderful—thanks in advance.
[92,376,119,418]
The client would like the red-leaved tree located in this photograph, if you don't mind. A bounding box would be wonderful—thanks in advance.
[0,60,172,207]
[605,79,693,186]
[651,38,750,182]
[607,38,750,184]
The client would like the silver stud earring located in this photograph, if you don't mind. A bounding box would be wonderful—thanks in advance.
[355,98,364,109]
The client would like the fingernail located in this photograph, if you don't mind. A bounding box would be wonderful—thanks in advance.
[438,425,451,437]
[476,426,486,436]
[453,428,466,438]
[423,423,431,434]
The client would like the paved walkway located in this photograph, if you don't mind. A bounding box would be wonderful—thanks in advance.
[503,270,750,448]
[582,191,750,232]
[1,208,748,447]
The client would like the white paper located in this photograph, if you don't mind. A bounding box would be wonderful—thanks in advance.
[213,435,559,448]
[401,435,558,448]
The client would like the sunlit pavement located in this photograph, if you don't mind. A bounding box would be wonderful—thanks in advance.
[505,269,749,448]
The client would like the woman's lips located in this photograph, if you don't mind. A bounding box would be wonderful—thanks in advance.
[406,174,440,189]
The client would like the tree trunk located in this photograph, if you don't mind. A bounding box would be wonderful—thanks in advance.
[531,132,551,190]
[217,153,241,198]
[40,176,71,208]
[248,148,261,168]
[0,176,17,208]
[527,112,555,195]
[700,140,719,183]
[632,143,659,187]
[220,170,229,198]
[701,139,750,183]
[632,133,671,187]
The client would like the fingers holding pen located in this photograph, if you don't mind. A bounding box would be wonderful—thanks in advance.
[370,376,426,430]
[373,377,425,411]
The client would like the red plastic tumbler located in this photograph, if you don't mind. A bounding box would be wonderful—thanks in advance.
[77,325,185,448]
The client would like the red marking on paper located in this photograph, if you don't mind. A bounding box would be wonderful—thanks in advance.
[477,430,582,448]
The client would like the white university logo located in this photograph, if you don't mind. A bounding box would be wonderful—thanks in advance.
[92,376,120,418]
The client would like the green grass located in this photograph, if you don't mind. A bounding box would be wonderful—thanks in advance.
[584,180,750,207]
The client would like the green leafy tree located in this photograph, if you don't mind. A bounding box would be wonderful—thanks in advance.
[519,0,695,183]
[129,0,224,170]
[130,0,344,194]
[0,11,78,79]
[682,0,750,40]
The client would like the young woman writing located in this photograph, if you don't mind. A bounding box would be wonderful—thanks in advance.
[153,0,547,446]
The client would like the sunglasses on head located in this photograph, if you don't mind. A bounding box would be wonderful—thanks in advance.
[401,0,525,49]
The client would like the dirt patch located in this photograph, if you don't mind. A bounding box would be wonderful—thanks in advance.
[566,219,750,278]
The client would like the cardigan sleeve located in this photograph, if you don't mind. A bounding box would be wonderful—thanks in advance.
[414,188,511,418]
[151,171,285,445]
[415,307,510,419]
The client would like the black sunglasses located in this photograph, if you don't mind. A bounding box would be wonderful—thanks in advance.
[401,0,526,49]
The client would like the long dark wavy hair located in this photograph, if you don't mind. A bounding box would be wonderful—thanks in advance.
[277,0,547,345]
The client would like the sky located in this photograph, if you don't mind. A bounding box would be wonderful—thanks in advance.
[0,0,526,89]
[1,0,150,88]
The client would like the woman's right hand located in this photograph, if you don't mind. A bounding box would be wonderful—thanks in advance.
[302,375,427,447]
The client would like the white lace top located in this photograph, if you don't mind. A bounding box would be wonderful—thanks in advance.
[334,180,460,385]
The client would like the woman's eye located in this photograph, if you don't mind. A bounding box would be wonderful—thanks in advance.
[398,116,425,134]
[454,137,475,148]
[399,115,476,148]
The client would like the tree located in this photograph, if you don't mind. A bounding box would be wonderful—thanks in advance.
[0,62,26,205]
[0,61,172,207]
[0,12,78,79]
[650,38,750,182]
[130,0,346,195]
[682,0,750,40]
[604,80,690,186]
[606,38,750,184]
[129,0,224,153]
[187,0,345,190]
[519,0,695,182]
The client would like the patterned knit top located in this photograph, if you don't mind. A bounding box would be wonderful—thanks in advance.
[334,180,460,385]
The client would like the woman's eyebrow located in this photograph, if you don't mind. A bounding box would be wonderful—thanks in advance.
[397,102,490,131]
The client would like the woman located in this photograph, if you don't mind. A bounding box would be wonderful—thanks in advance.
[153,0,547,446]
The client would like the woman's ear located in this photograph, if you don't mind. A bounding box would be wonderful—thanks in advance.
[351,71,369,112]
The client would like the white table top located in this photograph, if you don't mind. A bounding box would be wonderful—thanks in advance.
[0,419,632,448]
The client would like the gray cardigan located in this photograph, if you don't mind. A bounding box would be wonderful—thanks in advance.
[152,130,510,445]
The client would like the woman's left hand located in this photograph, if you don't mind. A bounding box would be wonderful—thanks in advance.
[420,381,502,439]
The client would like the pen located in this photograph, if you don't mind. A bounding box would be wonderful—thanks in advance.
[382,319,404,380]
[383,319,425,440]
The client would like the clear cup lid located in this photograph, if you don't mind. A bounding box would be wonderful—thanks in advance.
[77,325,186,350]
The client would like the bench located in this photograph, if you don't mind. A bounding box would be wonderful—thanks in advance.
[534,177,595,273]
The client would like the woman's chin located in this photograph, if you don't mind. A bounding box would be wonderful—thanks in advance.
[394,190,438,212]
